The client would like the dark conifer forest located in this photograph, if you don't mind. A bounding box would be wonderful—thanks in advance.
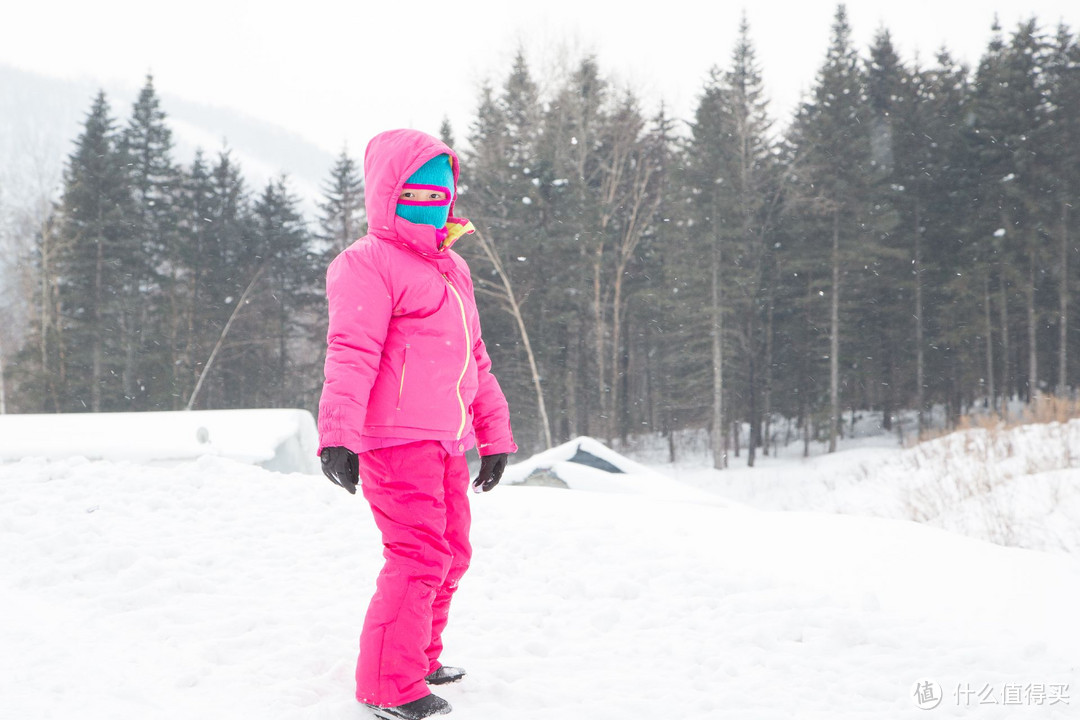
[4,7,1079,464]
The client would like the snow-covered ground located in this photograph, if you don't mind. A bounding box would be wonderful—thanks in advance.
[1,412,1077,719]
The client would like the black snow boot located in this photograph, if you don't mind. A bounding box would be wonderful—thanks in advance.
[364,693,452,720]
[425,666,466,685]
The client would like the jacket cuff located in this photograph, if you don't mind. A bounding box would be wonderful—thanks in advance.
[476,438,518,456]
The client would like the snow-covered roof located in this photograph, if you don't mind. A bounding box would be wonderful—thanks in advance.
[503,436,738,505]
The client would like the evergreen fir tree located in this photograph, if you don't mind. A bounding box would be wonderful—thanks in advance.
[186,148,256,409]
[786,3,875,451]
[462,51,550,449]
[1043,24,1080,394]
[863,28,914,430]
[249,176,321,408]
[171,149,216,408]
[53,91,137,412]
[438,116,455,148]
[316,147,364,258]
[682,14,780,466]
[120,74,181,409]
[967,18,1052,406]
[905,50,974,429]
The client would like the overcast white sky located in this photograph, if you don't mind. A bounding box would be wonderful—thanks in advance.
[2,1,1078,158]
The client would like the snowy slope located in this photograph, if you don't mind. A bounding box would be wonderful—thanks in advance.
[669,420,1080,555]
[1,452,1076,720]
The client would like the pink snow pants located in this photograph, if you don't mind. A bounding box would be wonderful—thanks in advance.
[354,441,472,707]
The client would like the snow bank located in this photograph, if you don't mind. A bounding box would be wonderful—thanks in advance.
[669,419,1080,554]
[0,409,320,474]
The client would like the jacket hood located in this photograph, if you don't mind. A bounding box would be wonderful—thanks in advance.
[364,129,465,257]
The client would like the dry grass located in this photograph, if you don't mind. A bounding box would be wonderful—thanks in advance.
[915,394,1080,446]
[899,395,1080,552]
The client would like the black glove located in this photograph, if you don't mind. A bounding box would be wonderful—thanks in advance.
[472,453,508,493]
[320,446,359,495]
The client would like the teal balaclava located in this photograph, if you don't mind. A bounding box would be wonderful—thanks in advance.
[396,154,454,229]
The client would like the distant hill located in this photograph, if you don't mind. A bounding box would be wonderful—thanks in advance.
[0,64,337,217]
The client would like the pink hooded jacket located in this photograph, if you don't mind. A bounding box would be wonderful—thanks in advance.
[317,129,516,457]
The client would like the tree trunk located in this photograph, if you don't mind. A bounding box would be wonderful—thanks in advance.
[711,224,724,470]
[122,301,140,406]
[747,355,757,467]
[39,216,63,412]
[0,334,6,414]
[565,321,579,439]
[984,272,996,412]
[279,289,289,407]
[91,233,104,413]
[52,289,66,413]
[611,269,625,443]
[592,245,610,441]
[644,320,656,433]
[1059,202,1069,396]
[168,268,185,410]
[762,288,775,456]
[914,200,925,433]
[998,269,1011,419]
[829,209,840,453]
[802,408,811,458]
[1027,253,1038,404]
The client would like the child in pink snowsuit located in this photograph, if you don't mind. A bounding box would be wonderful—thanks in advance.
[317,128,517,720]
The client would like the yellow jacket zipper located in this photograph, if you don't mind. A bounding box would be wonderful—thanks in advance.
[397,344,409,409]
[443,274,471,439]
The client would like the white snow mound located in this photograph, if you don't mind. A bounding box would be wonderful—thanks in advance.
[0,409,320,474]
